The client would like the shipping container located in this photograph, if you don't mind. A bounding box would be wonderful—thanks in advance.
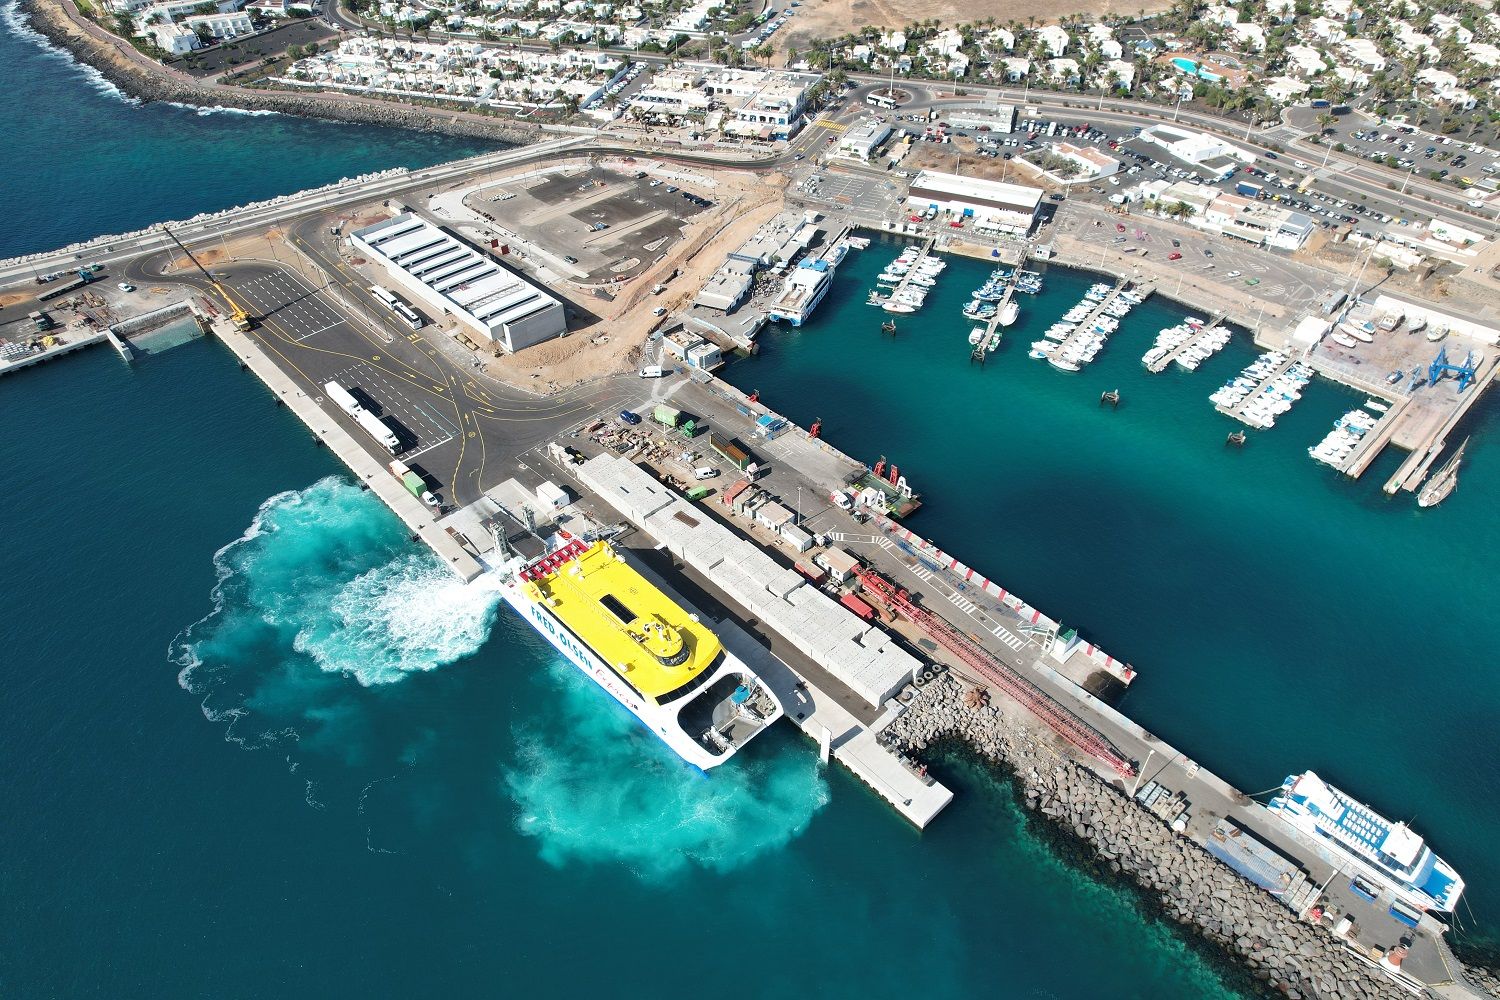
[840,592,876,621]
[653,404,681,427]
[794,560,828,584]
[710,432,752,471]
[1234,181,1263,198]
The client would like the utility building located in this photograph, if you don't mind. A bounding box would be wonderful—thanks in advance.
[351,212,567,353]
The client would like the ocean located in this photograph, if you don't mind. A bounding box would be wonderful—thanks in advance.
[1,14,1494,998]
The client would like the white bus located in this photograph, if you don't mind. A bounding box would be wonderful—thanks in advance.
[355,408,401,453]
[866,93,898,110]
[369,285,399,308]
[323,380,362,417]
[392,301,424,330]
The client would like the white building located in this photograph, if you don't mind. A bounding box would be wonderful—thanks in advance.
[1000,57,1030,81]
[351,213,566,353]
[1285,44,1326,77]
[1139,124,1252,167]
[183,10,254,38]
[1339,37,1385,70]
[836,116,892,160]
[1049,142,1120,181]
[1265,76,1312,102]
[1036,24,1069,57]
[905,171,1043,235]
[149,22,200,51]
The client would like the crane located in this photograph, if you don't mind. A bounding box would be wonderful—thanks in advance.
[160,226,254,332]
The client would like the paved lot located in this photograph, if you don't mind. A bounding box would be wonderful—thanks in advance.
[472,167,711,283]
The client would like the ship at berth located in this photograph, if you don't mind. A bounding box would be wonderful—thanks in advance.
[496,536,783,770]
[1268,771,1464,912]
[768,244,846,327]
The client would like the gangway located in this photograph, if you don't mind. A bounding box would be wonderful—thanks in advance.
[853,567,1136,778]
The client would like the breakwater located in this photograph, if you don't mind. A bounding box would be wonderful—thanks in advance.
[17,0,537,142]
[883,671,1463,1000]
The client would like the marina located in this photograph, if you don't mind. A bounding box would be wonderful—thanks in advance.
[1210,351,1313,429]
[1143,315,1231,374]
[1031,279,1149,373]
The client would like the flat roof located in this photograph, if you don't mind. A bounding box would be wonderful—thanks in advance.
[908,170,1043,213]
[352,212,560,333]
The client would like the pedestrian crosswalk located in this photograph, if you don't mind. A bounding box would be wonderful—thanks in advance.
[911,566,934,582]
[992,625,1026,651]
[948,592,977,615]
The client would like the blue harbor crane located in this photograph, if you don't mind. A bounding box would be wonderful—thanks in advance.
[1427,346,1479,393]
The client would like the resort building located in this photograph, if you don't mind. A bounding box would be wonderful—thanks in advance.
[351,213,567,353]
[836,117,893,160]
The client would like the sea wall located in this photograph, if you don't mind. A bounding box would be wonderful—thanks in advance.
[882,673,1418,1000]
[16,0,536,144]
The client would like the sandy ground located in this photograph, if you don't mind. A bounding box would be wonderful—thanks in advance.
[483,170,788,391]
[778,0,1172,55]
[904,140,1064,192]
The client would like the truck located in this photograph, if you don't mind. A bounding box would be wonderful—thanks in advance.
[709,432,753,472]
[323,381,362,417]
[29,310,54,332]
[388,459,439,507]
[653,404,698,438]
[356,408,400,454]
[1234,180,1264,198]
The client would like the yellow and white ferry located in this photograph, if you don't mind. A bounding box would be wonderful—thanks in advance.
[498,536,783,769]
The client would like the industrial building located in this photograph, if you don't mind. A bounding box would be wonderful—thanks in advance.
[947,105,1016,133]
[904,172,1043,235]
[351,213,566,353]
[578,454,921,706]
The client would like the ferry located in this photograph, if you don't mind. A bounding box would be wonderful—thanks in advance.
[769,252,841,327]
[1268,771,1464,913]
[497,536,784,770]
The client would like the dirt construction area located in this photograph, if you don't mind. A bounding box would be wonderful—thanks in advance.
[777,0,1173,55]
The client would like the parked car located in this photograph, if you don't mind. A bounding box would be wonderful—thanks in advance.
[1168,252,1182,260]
[619,410,641,425]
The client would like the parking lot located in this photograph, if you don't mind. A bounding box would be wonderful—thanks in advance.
[1054,205,1328,316]
[466,166,712,283]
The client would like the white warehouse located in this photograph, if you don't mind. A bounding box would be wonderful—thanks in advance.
[351,213,566,352]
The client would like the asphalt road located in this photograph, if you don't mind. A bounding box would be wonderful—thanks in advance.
[123,244,632,507]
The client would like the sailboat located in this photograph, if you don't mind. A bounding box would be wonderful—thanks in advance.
[1417,437,1468,508]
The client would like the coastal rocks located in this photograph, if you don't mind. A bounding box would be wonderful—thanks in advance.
[16,0,537,145]
[882,675,1414,1000]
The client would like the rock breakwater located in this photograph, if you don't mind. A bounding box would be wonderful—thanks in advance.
[882,672,1426,1000]
[16,0,536,143]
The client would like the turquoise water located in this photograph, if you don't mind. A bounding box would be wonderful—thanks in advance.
[725,238,1500,956]
[1,12,1495,995]
[0,1,497,258]
[1,340,1254,998]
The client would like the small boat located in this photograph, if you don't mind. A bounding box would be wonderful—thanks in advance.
[882,301,916,314]
[1365,399,1389,414]
[1048,355,1082,372]
[968,328,985,346]
[1427,325,1448,343]
[1226,430,1246,447]
[1331,333,1359,349]
[1030,339,1057,354]
[1386,369,1404,384]
[1408,316,1427,334]
[998,301,1019,327]
[1417,437,1468,508]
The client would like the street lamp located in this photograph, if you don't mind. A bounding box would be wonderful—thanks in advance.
[1131,748,1156,798]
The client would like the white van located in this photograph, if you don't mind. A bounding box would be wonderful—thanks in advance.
[693,466,718,480]
[639,365,665,378]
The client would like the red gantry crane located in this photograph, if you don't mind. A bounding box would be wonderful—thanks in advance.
[855,567,1136,779]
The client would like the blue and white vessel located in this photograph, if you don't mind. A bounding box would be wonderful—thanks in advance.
[769,245,846,327]
[1268,771,1464,913]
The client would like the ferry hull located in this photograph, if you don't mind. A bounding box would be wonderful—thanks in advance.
[499,577,733,770]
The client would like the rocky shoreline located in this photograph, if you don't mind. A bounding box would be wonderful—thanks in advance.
[883,671,1494,1000]
[16,0,537,143]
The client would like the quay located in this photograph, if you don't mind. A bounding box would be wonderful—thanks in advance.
[1216,353,1299,426]
[1048,277,1150,371]
[1146,313,1227,374]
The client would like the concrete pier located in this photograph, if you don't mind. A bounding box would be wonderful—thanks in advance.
[210,319,484,582]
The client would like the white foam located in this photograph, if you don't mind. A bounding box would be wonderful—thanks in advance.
[0,0,141,106]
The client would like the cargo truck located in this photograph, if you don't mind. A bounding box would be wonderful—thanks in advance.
[357,408,400,453]
[653,404,698,438]
[388,459,439,507]
[1234,181,1263,198]
[323,381,363,417]
[709,432,754,472]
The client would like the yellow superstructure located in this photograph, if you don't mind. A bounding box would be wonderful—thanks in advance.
[523,541,723,702]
